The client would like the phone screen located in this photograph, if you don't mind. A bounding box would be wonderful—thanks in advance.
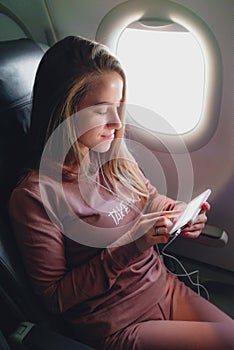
[169,189,211,235]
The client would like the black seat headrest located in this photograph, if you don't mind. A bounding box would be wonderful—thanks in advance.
[0,39,47,212]
[0,39,46,109]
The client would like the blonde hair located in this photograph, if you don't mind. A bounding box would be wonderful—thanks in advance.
[30,36,149,201]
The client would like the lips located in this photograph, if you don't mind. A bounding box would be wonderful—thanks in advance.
[101,133,115,140]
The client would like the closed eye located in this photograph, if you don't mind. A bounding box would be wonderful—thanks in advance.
[93,102,121,116]
[95,108,108,115]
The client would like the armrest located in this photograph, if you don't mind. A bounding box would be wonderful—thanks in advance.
[196,224,228,247]
[9,322,95,350]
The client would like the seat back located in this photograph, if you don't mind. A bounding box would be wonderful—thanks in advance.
[0,39,46,213]
[0,215,49,335]
[0,38,59,337]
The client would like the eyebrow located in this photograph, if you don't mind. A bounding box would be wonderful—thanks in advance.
[93,101,121,106]
[94,102,109,106]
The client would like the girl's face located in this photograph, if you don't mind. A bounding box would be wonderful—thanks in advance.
[77,72,123,154]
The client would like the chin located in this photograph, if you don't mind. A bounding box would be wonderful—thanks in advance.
[94,145,112,153]
[92,140,112,153]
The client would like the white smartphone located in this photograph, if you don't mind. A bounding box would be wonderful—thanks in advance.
[169,189,211,235]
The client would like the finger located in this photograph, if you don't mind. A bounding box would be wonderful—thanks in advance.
[153,225,172,236]
[199,201,210,214]
[137,212,180,230]
[153,233,171,244]
[182,230,200,239]
[154,217,175,233]
[192,212,207,225]
[133,211,182,239]
[136,232,170,251]
[184,222,205,232]
[159,210,182,218]
[140,210,181,222]
[147,229,171,241]
[182,221,205,238]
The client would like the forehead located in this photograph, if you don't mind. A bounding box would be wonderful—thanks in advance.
[79,72,124,109]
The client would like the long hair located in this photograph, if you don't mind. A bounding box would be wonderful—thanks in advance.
[29,35,149,200]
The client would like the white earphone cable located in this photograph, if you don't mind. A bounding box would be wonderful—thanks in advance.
[156,231,210,300]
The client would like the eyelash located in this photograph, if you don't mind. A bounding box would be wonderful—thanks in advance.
[97,110,108,115]
[95,105,121,116]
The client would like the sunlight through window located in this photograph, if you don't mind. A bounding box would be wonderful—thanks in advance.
[117,27,205,134]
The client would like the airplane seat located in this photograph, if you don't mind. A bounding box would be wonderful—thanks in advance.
[0,39,94,349]
[0,38,46,214]
[0,38,51,329]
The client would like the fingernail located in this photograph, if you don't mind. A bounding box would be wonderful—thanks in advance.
[202,202,209,208]
[182,231,189,237]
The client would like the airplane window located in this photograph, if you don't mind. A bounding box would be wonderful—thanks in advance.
[96,0,222,152]
[117,23,204,134]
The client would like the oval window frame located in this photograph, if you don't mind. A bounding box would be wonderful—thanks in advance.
[96,0,222,153]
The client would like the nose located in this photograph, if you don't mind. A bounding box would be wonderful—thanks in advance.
[107,107,122,130]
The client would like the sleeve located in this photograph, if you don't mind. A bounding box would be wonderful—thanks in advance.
[137,167,186,212]
[8,187,144,315]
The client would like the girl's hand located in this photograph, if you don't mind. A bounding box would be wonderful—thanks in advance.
[132,210,181,252]
[182,202,210,239]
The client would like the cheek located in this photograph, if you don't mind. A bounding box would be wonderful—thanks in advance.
[78,127,102,147]
[78,127,114,153]
[76,110,106,137]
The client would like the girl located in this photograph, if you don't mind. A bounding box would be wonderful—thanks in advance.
[8,36,233,350]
